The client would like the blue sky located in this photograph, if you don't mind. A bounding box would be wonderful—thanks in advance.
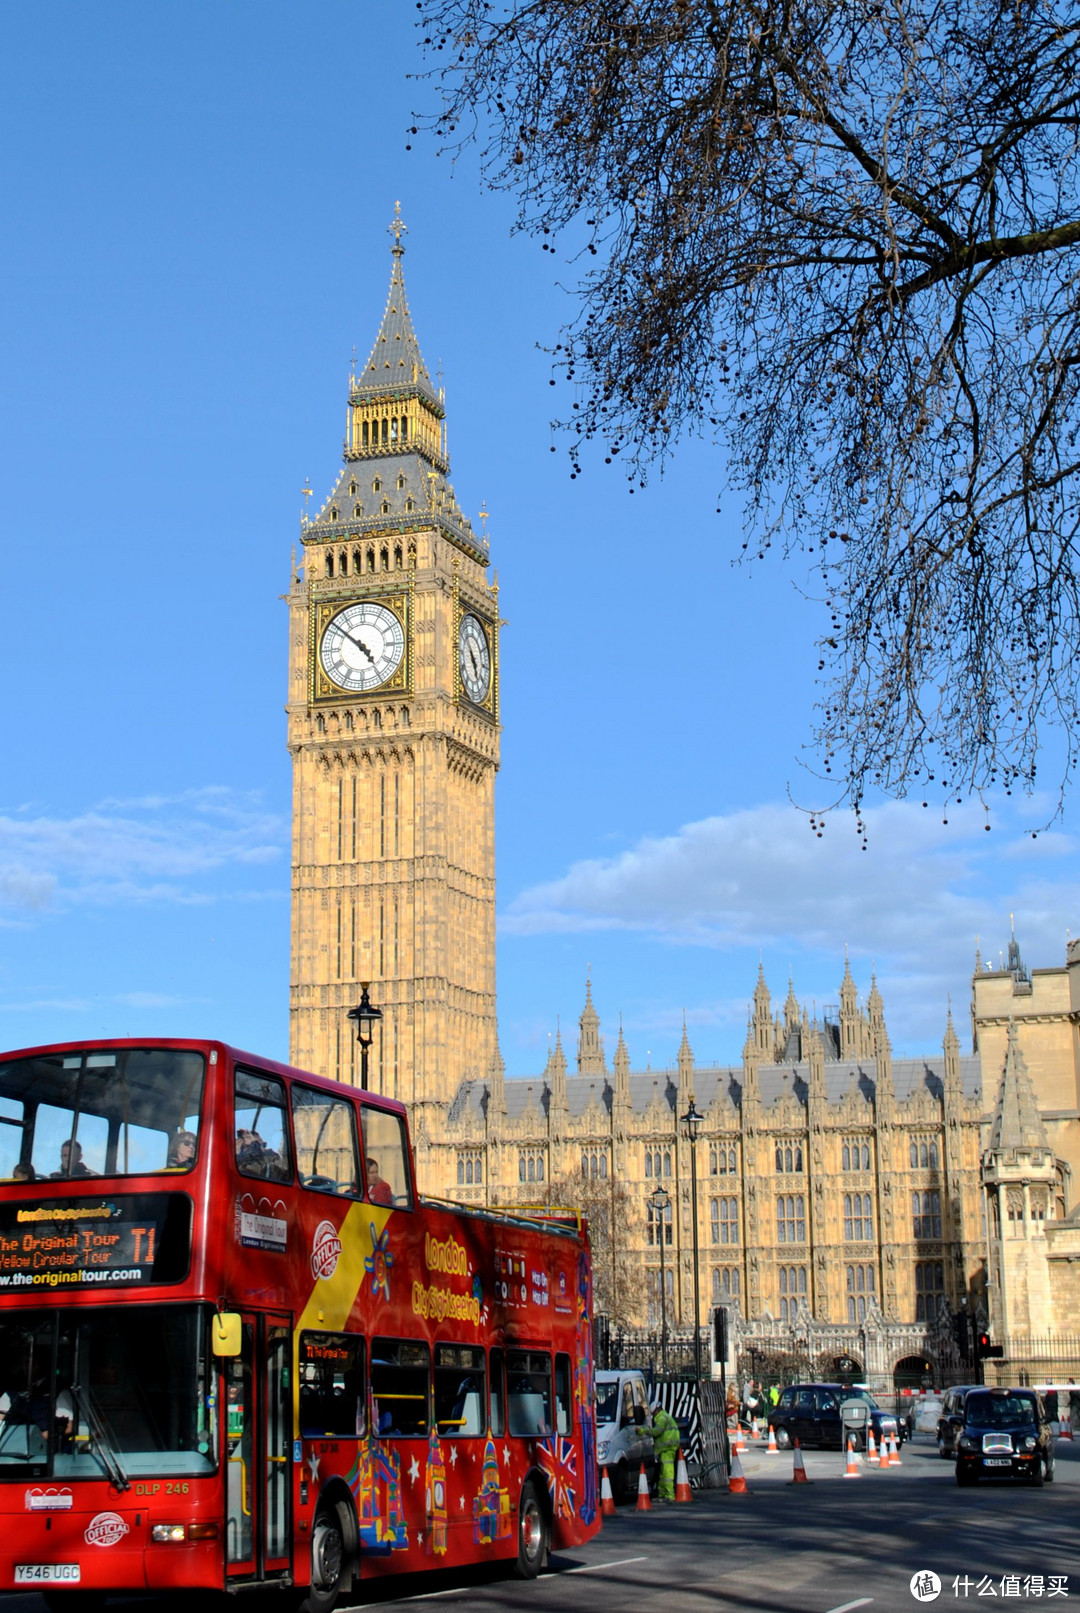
[1,1,1077,1077]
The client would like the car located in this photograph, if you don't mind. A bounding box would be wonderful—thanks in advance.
[954,1388,1054,1486]
[937,1385,983,1457]
[594,1370,655,1501]
[768,1383,903,1451]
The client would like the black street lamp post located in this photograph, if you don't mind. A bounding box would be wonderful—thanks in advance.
[682,1097,704,1388]
[347,983,383,1091]
[649,1182,671,1374]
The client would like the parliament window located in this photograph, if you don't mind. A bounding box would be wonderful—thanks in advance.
[456,1151,483,1187]
[844,1192,874,1241]
[779,1265,806,1321]
[776,1194,805,1243]
[710,1144,737,1175]
[644,1148,672,1180]
[909,1136,940,1169]
[647,1199,673,1247]
[912,1190,941,1239]
[647,1267,674,1328]
[915,1260,945,1320]
[710,1197,739,1245]
[775,1143,803,1173]
[518,1149,545,1185]
[712,1266,740,1300]
[580,1148,608,1180]
[846,1264,875,1321]
[843,1138,871,1171]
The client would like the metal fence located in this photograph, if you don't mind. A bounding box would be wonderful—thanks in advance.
[592,1320,729,1488]
[984,1336,1080,1389]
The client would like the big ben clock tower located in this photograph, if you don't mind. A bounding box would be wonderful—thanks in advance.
[287,210,500,1120]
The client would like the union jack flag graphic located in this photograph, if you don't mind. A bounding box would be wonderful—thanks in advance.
[536,1436,578,1521]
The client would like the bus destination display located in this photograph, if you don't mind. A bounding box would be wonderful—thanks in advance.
[0,1194,191,1289]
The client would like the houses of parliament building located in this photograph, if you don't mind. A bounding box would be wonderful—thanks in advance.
[287,218,1080,1372]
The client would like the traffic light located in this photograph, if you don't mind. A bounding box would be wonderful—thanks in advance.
[713,1306,728,1363]
[976,1331,1004,1359]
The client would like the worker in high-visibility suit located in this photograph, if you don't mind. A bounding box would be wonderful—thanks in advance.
[641,1401,681,1502]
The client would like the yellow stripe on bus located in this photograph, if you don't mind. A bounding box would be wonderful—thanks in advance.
[297,1201,392,1336]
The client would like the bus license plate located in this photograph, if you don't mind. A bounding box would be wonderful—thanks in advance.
[984,1458,1011,1467]
[15,1565,81,1584]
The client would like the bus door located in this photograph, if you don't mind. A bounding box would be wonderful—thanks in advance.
[224,1313,292,1584]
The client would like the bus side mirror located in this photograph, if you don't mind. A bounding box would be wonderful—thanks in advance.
[212,1313,242,1357]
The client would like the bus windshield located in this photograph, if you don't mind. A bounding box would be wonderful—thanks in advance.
[0,1305,216,1480]
[0,1048,206,1182]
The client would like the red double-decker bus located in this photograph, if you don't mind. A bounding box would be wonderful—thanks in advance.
[0,1039,600,1606]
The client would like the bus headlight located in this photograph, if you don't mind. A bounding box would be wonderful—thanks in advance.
[152,1525,186,1543]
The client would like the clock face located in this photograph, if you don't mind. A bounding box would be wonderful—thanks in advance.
[458,613,491,704]
[320,601,405,692]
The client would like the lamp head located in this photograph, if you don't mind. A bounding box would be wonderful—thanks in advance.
[347,982,383,1048]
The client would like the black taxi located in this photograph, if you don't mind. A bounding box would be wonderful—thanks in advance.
[955,1388,1054,1485]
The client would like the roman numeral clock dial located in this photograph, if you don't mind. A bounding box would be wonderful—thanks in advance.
[320,601,405,692]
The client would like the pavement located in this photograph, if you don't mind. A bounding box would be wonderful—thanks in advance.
[7,1433,1079,1613]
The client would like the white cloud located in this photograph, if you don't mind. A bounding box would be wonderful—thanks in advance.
[0,788,285,912]
[502,798,1080,991]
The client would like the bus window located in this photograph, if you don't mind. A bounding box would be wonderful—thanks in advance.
[234,1069,291,1184]
[554,1353,572,1434]
[0,1047,206,1182]
[507,1350,552,1437]
[434,1344,485,1438]
[0,1094,25,1179]
[371,1339,429,1438]
[489,1347,505,1438]
[291,1085,360,1197]
[360,1108,412,1210]
[299,1332,365,1438]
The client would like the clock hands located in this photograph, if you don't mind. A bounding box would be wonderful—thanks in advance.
[339,626,376,665]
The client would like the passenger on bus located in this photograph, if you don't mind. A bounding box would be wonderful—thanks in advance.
[236,1129,287,1181]
[366,1156,394,1206]
[50,1140,97,1179]
[9,1162,34,1182]
[167,1130,197,1169]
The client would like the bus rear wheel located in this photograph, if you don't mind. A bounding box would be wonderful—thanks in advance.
[514,1479,548,1579]
[301,1499,352,1613]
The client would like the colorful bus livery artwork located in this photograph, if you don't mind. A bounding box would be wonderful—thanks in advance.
[0,1039,601,1607]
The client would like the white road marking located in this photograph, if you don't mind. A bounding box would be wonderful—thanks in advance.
[824,1601,873,1613]
[387,1555,651,1602]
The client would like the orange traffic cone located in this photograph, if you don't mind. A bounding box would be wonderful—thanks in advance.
[600,1466,617,1516]
[889,1434,902,1465]
[1060,1420,1074,1442]
[674,1447,693,1503]
[635,1462,652,1511]
[843,1436,860,1478]
[790,1437,810,1483]
[728,1447,748,1493]
[879,1435,891,1469]
[751,1417,760,1441]
[866,1429,879,1465]
[765,1424,780,1455]
[733,1424,747,1454]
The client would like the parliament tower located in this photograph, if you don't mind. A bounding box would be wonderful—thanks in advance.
[288,212,499,1119]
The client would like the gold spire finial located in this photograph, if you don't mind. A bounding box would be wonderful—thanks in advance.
[389,201,407,254]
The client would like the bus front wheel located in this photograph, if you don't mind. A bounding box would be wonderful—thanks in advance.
[514,1479,548,1579]
[301,1498,352,1613]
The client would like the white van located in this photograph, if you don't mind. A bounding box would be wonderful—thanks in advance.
[595,1370,655,1501]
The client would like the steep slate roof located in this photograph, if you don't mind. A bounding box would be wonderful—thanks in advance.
[988,1022,1049,1152]
[452,1053,982,1122]
[354,235,440,409]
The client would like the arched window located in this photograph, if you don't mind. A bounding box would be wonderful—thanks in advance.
[353,548,362,572]
[349,479,358,496]
[397,474,406,490]
[372,477,381,494]
[326,552,334,578]
[910,1141,918,1168]
[380,546,389,569]
[663,1150,672,1179]
[929,1141,939,1169]
[361,422,369,447]
[400,417,408,443]
[794,1145,803,1171]
[920,1140,928,1168]
[457,1158,464,1185]
[537,1156,544,1182]
[367,547,376,572]
[354,503,362,519]
[519,1156,526,1183]
[776,1146,784,1172]
[381,418,389,445]
[380,502,390,517]
[404,499,414,514]
[645,1152,653,1179]
[599,1156,607,1178]
[339,550,348,575]
[862,1143,870,1169]
[527,1157,535,1183]
[330,506,339,522]
[391,418,398,443]
[475,1157,482,1185]
[394,545,403,567]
